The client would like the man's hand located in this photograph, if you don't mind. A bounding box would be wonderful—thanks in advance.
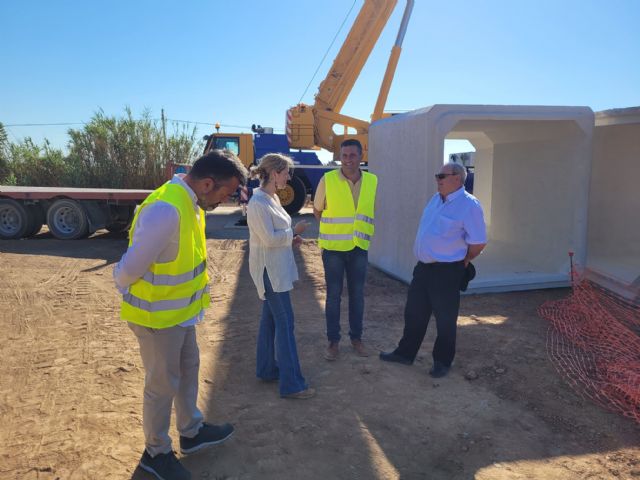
[292,235,303,247]
[294,221,309,235]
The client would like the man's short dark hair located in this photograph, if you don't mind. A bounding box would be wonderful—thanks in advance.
[340,138,363,155]
[189,149,248,186]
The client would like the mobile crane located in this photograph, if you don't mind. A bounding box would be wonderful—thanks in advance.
[204,0,414,214]
[0,0,413,239]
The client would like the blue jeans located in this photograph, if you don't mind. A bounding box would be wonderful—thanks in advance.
[256,270,308,396]
[322,247,368,343]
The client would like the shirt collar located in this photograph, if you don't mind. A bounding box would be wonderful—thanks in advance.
[338,168,362,184]
[442,186,465,203]
[171,174,198,209]
[256,186,281,200]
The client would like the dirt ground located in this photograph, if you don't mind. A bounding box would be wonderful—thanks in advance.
[0,207,638,480]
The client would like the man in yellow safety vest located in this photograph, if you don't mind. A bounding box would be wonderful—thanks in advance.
[115,149,247,480]
[313,139,378,361]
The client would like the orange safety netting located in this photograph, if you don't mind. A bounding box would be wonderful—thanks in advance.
[538,259,640,424]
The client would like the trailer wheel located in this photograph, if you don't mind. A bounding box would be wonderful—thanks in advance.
[0,199,30,239]
[25,204,45,237]
[278,175,307,215]
[47,199,89,239]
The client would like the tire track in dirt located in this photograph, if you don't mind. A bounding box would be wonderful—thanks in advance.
[1,239,639,479]
[0,253,137,478]
[207,239,248,303]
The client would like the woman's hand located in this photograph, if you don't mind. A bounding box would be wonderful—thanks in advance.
[293,221,309,235]
[292,235,303,247]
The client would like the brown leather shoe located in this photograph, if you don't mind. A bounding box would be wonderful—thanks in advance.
[351,339,370,357]
[282,387,316,399]
[324,342,339,361]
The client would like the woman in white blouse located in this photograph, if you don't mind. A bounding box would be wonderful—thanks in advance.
[246,153,315,399]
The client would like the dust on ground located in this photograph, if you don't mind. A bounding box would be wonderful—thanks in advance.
[0,208,638,480]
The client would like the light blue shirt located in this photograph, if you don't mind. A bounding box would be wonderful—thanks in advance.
[413,187,487,263]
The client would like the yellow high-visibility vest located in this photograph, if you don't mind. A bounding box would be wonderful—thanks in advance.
[120,182,210,328]
[318,170,377,251]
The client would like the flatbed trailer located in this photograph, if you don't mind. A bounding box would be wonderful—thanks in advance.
[0,186,151,240]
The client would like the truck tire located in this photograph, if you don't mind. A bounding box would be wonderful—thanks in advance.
[106,205,134,233]
[46,199,90,240]
[278,175,307,215]
[25,204,45,237]
[0,198,30,239]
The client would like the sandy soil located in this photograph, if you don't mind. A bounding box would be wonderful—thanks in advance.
[0,209,638,480]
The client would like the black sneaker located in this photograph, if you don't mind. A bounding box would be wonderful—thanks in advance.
[179,422,234,455]
[379,351,414,365]
[429,361,450,378]
[139,450,190,480]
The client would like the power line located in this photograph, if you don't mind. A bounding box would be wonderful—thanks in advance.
[4,126,21,144]
[165,119,284,133]
[3,119,285,133]
[297,0,357,105]
[4,122,85,127]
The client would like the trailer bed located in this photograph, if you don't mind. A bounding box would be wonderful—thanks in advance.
[0,186,151,201]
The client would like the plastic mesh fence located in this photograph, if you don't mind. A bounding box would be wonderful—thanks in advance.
[538,269,640,424]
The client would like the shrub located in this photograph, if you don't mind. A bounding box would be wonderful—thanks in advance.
[66,108,201,189]
[7,138,69,186]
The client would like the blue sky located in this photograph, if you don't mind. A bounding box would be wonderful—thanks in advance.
[1,0,639,159]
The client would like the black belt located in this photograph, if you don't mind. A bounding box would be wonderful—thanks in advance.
[418,260,464,267]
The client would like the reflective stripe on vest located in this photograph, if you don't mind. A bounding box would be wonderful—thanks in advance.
[123,285,210,313]
[141,260,207,286]
[320,216,354,224]
[120,182,210,328]
[318,170,377,252]
[319,233,354,241]
[355,213,374,224]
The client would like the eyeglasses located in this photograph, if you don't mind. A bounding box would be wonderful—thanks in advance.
[435,173,458,180]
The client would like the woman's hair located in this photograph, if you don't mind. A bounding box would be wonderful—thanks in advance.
[250,153,294,185]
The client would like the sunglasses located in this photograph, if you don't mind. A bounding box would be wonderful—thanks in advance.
[435,173,458,180]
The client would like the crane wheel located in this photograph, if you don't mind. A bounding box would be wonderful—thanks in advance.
[277,175,307,216]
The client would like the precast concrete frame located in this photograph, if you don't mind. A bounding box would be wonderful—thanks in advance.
[585,107,640,303]
[368,104,594,293]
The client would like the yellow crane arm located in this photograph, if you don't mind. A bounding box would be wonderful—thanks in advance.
[315,0,397,115]
[286,0,413,160]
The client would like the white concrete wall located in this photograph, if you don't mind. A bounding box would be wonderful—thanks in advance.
[471,144,493,229]
[368,104,593,292]
[586,108,640,301]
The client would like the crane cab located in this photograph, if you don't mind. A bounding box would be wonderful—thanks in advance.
[203,133,255,169]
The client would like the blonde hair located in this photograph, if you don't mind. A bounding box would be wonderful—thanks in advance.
[250,153,294,186]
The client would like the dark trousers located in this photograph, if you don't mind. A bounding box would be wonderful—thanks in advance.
[322,247,368,342]
[395,261,465,366]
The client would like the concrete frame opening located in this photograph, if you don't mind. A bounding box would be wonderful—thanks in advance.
[368,104,594,293]
[585,108,640,302]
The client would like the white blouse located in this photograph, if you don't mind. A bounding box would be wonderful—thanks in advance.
[247,188,299,300]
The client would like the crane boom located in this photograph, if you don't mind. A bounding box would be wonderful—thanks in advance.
[315,0,397,115]
[286,0,413,160]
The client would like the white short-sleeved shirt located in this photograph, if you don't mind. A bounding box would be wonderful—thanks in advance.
[247,188,299,300]
[413,187,487,263]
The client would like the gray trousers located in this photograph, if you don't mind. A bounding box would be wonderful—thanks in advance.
[128,323,203,456]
